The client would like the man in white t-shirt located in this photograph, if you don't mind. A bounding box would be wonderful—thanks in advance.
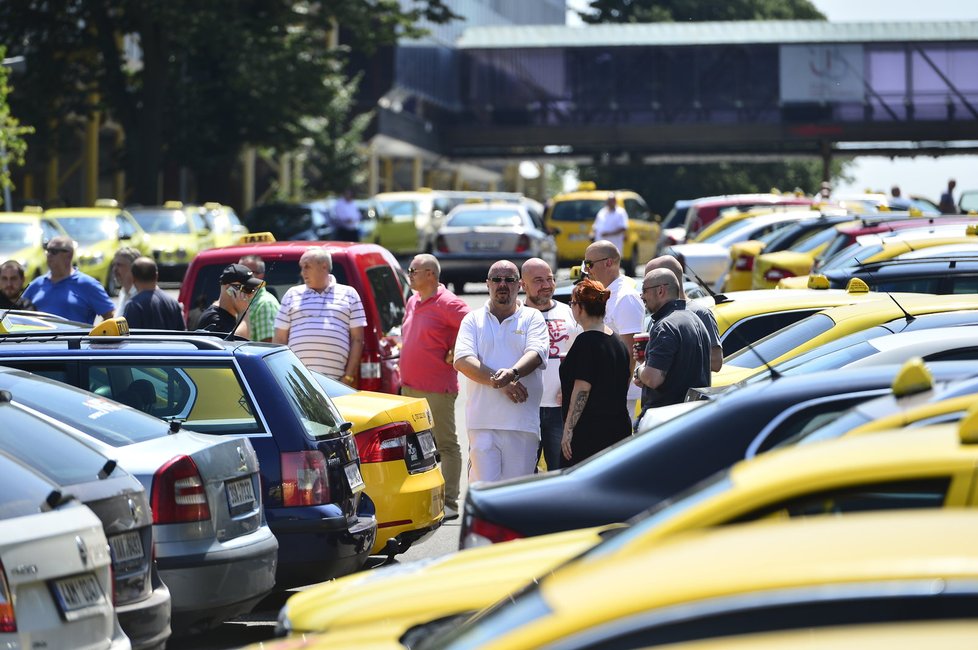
[590,193,628,255]
[520,257,580,472]
[454,260,549,482]
[584,240,645,419]
[273,247,366,384]
[331,189,361,242]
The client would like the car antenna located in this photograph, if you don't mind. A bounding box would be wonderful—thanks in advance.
[854,256,915,324]
[677,258,781,381]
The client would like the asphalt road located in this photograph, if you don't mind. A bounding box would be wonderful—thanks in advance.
[168,282,496,650]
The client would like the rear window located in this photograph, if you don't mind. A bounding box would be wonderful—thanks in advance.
[244,204,325,240]
[720,309,820,357]
[725,313,835,368]
[549,199,604,222]
[447,210,522,228]
[366,265,406,334]
[264,350,346,438]
[0,453,61,519]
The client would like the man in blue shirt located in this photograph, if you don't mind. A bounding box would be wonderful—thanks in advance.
[22,236,115,324]
[123,257,186,330]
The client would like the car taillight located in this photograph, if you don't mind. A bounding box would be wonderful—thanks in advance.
[436,235,449,253]
[734,255,754,271]
[460,516,524,549]
[151,455,211,524]
[515,234,530,253]
[0,561,15,633]
[360,349,382,392]
[281,451,330,506]
[764,267,795,282]
[355,422,411,463]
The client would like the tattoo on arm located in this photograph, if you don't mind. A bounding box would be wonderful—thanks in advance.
[565,389,590,431]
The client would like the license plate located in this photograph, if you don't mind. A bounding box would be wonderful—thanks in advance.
[417,431,437,458]
[109,531,144,565]
[53,573,106,619]
[227,477,257,511]
[464,240,500,251]
[344,463,365,493]
[569,233,591,241]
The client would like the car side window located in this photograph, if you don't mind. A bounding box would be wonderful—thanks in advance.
[876,277,939,293]
[116,214,136,239]
[0,361,71,384]
[366,265,406,334]
[948,276,978,294]
[924,347,978,362]
[41,219,62,245]
[750,396,870,456]
[191,209,209,232]
[720,310,819,357]
[623,198,649,222]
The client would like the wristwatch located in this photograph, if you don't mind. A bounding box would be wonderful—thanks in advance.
[510,367,520,382]
[342,374,355,384]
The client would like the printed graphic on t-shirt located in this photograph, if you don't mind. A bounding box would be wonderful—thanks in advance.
[546,318,570,359]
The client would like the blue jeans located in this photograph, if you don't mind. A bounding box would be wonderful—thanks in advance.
[538,407,563,472]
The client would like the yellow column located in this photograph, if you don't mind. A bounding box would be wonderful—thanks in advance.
[412,156,423,191]
[383,158,394,192]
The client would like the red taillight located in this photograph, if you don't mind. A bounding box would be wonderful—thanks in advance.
[151,455,211,524]
[734,255,754,271]
[764,267,796,283]
[461,516,524,548]
[355,422,412,463]
[0,561,15,633]
[515,234,531,253]
[436,235,449,253]
[281,451,331,506]
[360,349,382,392]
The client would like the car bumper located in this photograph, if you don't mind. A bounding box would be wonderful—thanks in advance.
[155,527,278,633]
[269,509,377,588]
[364,462,445,555]
[154,261,190,282]
[116,582,172,650]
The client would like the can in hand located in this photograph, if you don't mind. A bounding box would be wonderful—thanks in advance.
[633,332,650,363]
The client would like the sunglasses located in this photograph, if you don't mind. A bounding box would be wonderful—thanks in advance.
[46,247,72,255]
[582,257,611,269]
[229,284,257,295]
[407,267,427,275]
[488,277,518,284]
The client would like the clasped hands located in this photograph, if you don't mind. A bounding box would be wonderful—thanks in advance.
[490,368,527,403]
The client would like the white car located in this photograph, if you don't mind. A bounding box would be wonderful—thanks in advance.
[0,453,130,650]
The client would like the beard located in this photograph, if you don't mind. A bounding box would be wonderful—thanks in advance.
[526,291,552,307]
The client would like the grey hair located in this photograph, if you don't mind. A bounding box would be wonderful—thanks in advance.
[114,246,141,265]
[303,246,332,270]
[239,254,266,275]
[413,253,441,278]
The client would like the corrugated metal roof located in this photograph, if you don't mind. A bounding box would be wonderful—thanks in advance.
[457,20,978,49]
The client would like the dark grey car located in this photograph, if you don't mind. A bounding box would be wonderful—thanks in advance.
[0,392,170,650]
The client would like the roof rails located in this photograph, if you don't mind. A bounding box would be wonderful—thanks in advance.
[0,329,234,350]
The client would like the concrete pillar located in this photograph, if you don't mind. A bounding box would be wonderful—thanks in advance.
[383,158,394,192]
[242,147,256,211]
[412,156,423,191]
[84,106,100,206]
[368,148,379,196]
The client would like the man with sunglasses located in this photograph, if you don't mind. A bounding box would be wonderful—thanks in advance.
[196,263,261,336]
[401,253,470,519]
[454,260,549,483]
[22,235,115,324]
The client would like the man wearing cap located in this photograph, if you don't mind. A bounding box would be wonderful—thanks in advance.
[196,263,261,336]
[274,247,366,385]
[22,235,115,324]
[123,257,186,330]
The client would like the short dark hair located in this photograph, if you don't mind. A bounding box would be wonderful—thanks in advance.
[0,260,25,279]
[131,257,158,283]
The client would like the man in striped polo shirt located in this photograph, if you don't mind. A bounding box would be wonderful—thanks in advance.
[273,247,367,385]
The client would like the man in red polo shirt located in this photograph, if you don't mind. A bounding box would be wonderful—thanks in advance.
[401,253,470,519]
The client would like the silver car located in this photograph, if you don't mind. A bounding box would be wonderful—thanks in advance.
[434,202,558,292]
[0,367,279,635]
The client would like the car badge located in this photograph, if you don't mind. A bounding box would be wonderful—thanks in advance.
[238,446,248,472]
[76,535,89,567]
[128,497,138,521]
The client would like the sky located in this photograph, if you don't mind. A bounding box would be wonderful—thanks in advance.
[565,0,978,201]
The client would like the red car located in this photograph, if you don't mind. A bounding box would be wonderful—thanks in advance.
[178,237,410,393]
[684,193,814,239]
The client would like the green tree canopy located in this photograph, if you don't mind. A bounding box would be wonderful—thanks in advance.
[0,46,34,208]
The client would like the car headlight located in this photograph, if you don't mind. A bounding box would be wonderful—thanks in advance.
[176,248,188,259]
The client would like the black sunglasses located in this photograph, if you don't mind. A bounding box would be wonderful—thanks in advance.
[488,277,519,284]
[46,247,72,255]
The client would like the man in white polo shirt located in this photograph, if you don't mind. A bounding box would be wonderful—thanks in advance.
[454,260,549,482]
[273,247,367,385]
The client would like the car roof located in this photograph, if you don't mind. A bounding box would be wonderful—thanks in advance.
[190,239,383,260]
[0,329,273,357]
[817,292,978,325]
[44,207,123,218]
[691,193,812,208]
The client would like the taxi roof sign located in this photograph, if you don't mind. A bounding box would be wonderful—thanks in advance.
[163,200,184,209]
[237,232,276,244]
[846,278,870,294]
[577,181,597,192]
[89,317,130,337]
[890,357,933,398]
[94,198,119,208]
[807,274,830,290]
[959,402,978,445]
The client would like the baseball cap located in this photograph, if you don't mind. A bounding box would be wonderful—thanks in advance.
[219,263,263,292]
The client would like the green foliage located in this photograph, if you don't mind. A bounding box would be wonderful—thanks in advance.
[0,46,35,206]
[580,0,825,23]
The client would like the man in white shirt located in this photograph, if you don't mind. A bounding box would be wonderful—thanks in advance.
[454,260,549,482]
[584,240,645,419]
[520,257,580,471]
[590,193,629,254]
[332,189,361,242]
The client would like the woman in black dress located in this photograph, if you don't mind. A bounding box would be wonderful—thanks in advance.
[559,278,632,466]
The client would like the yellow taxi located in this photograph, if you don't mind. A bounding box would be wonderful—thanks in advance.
[0,208,66,280]
[44,200,151,288]
[127,201,217,281]
[713,292,978,385]
[319,376,447,556]
[544,182,660,274]
[200,202,248,248]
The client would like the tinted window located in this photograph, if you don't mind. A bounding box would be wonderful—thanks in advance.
[720,309,820,357]
[724,314,835,368]
[752,396,870,454]
[366,265,406,334]
[775,341,877,376]
[550,200,604,222]
[446,210,522,228]
[0,405,118,485]
[623,198,649,221]
[925,347,978,362]
[264,349,345,438]
[661,204,688,229]
[874,277,940,293]
[949,276,978,293]
[244,204,325,240]
[0,453,60,519]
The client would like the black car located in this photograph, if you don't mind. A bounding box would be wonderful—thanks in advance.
[0,393,170,650]
[459,362,978,548]
[824,255,978,294]
[243,201,334,241]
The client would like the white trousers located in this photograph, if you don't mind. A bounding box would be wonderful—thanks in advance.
[468,428,539,483]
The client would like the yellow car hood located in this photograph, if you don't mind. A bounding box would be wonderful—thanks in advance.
[332,391,432,434]
[146,232,200,252]
[728,240,766,259]
[284,525,615,635]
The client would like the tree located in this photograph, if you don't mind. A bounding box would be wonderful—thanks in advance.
[0,1,458,205]
[0,46,34,208]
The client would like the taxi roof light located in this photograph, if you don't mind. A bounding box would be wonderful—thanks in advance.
[807,274,829,290]
[22,205,43,213]
[846,278,870,294]
[203,201,222,210]
[908,207,923,217]
[569,265,583,281]
[94,198,119,208]
[237,232,276,244]
[577,181,597,192]
[89,317,130,337]
[966,224,978,236]
[163,200,184,209]
[959,402,978,445]
[890,357,933,398]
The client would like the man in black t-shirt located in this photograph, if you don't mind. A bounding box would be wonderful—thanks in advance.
[123,257,186,330]
[196,263,261,336]
[0,260,35,311]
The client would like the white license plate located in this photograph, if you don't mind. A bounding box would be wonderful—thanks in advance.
[464,240,500,251]
[344,463,365,493]
[109,531,144,565]
[568,233,591,241]
[417,431,437,458]
[227,477,257,510]
[53,573,106,619]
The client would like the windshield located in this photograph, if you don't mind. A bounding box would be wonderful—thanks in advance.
[131,209,192,234]
[662,204,688,229]
[820,241,883,271]
[378,199,422,219]
[793,225,840,254]
[0,222,35,252]
[54,216,118,244]
[264,349,346,438]
[758,341,878,380]
[447,210,522,228]
[550,199,604,222]
[724,313,834,368]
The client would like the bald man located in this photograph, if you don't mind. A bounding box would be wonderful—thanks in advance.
[645,255,722,371]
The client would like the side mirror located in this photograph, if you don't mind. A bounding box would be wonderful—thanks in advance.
[549,227,562,236]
